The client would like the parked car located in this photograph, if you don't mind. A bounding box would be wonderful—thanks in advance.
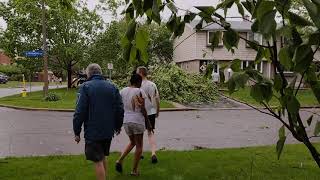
[0,73,9,84]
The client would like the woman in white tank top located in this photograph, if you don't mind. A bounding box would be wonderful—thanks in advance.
[115,73,152,176]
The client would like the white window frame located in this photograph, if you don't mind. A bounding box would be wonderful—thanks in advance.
[241,60,263,73]
[246,32,263,47]
[207,31,224,46]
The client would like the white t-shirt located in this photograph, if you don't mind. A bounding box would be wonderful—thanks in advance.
[120,87,147,126]
[141,80,159,115]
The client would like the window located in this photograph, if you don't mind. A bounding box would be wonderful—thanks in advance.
[246,32,263,47]
[241,60,263,73]
[207,31,223,46]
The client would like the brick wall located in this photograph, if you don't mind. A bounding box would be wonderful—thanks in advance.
[0,53,11,65]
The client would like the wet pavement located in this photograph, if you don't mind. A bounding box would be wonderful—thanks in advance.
[1,107,319,157]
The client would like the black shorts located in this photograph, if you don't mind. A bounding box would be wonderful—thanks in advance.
[85,139,112,162]
[146,114,156,130]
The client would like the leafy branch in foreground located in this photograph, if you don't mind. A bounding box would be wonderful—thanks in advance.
[120,0,320,167]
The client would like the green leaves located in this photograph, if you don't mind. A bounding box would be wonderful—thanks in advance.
[288,12,313,26]
[209,31,222,51]
[223,28,239,52]
[250,81,273,103]
[306,66,320,103]
[302,0,320,28]
[126,20,137,41]
[292,45,314,73]
[167,2,177,13]
[231,59,241,72]
[276,125,286,160]
[287,95,300,115]
[227,72,249,94]
[136,28,149,63]
[152,0,161,24]
[196,6,215,23]
[256,1,275,20]
[279,47,293,71]
[274,74,283,92]
[184,12,196,23]
[236,1,245,17]
[259,10,277,38]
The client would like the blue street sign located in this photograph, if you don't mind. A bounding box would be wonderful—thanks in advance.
[24,50,44,58]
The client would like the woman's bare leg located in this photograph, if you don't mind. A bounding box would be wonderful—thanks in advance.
[132,134,143,174]
[117,135,135,164]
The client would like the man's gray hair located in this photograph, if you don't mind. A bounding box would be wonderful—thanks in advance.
[86,63,102,78]
[137,66,148,77]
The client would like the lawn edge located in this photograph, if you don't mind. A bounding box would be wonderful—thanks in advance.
[222,94,320,109]
[0,103,198,112]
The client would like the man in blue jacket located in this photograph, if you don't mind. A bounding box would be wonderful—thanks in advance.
[73,63,124,180]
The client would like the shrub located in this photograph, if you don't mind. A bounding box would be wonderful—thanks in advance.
[44,93,61,102]
[151,63,218,104]
[0,64,23,77]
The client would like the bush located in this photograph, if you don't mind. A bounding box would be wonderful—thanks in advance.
[44,93,61,102]
[151,63,218,104]
[0,64,23,77]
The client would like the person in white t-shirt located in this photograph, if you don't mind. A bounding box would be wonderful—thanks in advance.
[115,73,152,176]
[137,66,160,164]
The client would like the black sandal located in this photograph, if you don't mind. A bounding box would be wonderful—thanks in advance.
[115,162,123,173]
[151,155,158,164]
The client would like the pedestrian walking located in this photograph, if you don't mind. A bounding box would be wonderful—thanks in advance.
[115,73,152,176]
[73,63,124,180]
[137,66,160,164]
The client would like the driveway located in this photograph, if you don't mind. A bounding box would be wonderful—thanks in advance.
[0,107,319,157]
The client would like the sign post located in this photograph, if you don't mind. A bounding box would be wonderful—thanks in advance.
[107,63,113,80]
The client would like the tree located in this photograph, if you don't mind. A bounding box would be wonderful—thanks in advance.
[120,0,320,167]
[85,20,173,77]
[0,0,103,88]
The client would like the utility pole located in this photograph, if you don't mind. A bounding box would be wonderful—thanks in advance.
[41,0,49,97]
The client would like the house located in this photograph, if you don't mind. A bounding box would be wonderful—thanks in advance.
[173,19,320,82]
[0,52,11,65]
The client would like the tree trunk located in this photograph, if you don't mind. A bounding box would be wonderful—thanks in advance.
[304,139,320,168]
[67,63,72,89]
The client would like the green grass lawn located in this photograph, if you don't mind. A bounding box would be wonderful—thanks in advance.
[0,88,175,109]
[223,87,319,107]
[0,144,319,180]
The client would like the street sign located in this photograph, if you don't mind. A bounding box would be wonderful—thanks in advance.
[24,50,44,58]
[107,63,113,70]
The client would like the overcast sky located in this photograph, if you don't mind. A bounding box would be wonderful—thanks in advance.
[0,0,240,29]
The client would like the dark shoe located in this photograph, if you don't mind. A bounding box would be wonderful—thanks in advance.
[151,155,158,164]
[141,155,144,160]
[115,162,123,173]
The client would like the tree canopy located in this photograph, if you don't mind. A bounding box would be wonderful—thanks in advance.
[120,0,320,167]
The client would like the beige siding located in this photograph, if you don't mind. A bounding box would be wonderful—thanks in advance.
[178,60,200,74]
[196,31,258,61]
[173,25,196,63]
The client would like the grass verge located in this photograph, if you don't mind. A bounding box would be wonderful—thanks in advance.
[0,144,319,180]
[0,88,175,109]
[223,87,319,107]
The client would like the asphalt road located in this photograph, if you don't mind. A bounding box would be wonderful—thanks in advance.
[1,107,319,157]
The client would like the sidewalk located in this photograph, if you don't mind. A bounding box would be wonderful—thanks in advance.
[0,85,67,98]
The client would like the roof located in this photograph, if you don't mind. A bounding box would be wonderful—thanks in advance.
[189,19,282,31]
